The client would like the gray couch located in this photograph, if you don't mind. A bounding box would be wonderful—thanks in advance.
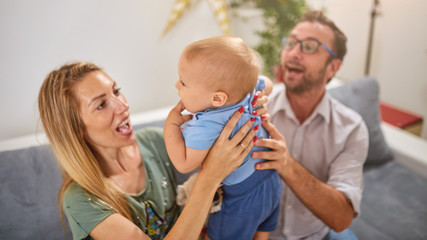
[327,77,427,239]
[1,77,426,240]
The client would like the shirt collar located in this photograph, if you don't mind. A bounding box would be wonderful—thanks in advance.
[270,84,331,125]
[270,84,289,117]
[310,91,330,124]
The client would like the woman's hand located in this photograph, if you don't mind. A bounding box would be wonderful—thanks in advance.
[251,120,291,177]
[251,91,269,120]
[200,106,258,185]
[251,75,274,120]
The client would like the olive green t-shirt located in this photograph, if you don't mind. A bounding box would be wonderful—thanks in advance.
[63,128,179,240]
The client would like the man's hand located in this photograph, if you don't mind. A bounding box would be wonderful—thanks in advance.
[252,120,355,231]
[252,120,291,177]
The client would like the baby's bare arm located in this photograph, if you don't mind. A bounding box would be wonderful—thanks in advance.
[164,101,192,171]
[179,148,210,173]
[164,101,209,174]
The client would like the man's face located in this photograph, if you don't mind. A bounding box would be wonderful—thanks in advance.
[281,21,339,94]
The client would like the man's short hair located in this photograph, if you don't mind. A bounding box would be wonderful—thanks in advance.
[299,10,347,61]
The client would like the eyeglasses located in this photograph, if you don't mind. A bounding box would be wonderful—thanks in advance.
[282,37,337,58]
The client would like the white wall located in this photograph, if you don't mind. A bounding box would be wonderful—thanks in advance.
[1,0,184,140]
[1,0,426,142]
[0,0,263,141]
[308,0,427,139]
[372,0,427,139]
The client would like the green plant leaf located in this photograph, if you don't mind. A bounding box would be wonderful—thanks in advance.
[231,0,306,79]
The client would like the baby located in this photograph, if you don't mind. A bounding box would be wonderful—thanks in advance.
[164,35,282,240]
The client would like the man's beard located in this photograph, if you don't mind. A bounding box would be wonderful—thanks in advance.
[282,60,327,94]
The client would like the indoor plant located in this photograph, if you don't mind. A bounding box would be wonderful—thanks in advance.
[230,0,306,80]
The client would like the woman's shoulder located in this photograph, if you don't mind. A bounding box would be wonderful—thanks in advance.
[63,183,110,211]
[63,182,87,203]
[62,183,113,240]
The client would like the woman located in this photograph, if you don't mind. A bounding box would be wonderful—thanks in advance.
[38,62,265,239]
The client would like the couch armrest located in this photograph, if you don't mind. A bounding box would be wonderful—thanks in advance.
[381,122,427,178]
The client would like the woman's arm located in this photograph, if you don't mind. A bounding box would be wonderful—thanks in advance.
[90,214,151,240]
[91,108,258,240]
[252,79,271,119]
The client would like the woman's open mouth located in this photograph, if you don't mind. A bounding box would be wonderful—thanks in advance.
[116,118,132,135]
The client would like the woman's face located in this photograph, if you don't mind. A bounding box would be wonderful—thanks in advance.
[74,71,136,149]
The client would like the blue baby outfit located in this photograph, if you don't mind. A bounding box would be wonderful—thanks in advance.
[183,77,268,185]
[182,77,282,239]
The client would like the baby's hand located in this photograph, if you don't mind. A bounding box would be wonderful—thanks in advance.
[165,101,193,127]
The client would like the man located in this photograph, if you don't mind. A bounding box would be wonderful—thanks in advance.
[253,10,369,240]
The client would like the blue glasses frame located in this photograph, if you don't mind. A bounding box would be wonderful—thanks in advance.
[282,37,337,58]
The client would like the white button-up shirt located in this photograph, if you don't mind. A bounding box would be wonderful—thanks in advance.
[267,84,369,240]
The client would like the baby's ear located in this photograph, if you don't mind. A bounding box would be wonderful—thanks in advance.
[211,92,228,107]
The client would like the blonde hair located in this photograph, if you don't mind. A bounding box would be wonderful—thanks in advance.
[182,36,259,104]
[38,62,133,230]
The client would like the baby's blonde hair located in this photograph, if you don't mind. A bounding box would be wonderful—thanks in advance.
[182,36,259,104]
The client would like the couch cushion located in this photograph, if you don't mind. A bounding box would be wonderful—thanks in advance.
[0,145,71,239]
[350,160,427,239]
[328,77,393,165]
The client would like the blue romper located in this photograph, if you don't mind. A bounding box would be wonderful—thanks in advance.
[182,77,282,240]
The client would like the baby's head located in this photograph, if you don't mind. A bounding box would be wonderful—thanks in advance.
[176,36,259,113]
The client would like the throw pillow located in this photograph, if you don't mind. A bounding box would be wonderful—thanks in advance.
[328,77,393,165]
